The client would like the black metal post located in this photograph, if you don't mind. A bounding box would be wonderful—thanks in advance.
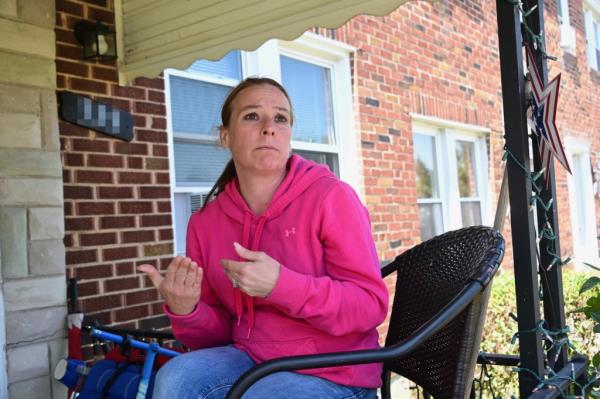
[524,0,569,372]
[495,1,545,396]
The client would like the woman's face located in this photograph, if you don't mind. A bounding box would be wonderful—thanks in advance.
[220,84,292,177]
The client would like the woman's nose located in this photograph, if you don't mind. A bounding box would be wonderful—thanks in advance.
[262,121,275,136]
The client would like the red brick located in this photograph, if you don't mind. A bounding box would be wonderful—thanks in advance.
[119,201,153,214]
[72,138,110,152]
[153,145,168,156]
[78,202,115,215]
[127,157,143,169]
[159,228,173,241]
[56,0,83,17]
[113,142,148,155]
[97,186,133,199]
[116,261,135,275]
[157,201,171,212]
[92,66,118,82]
[63,234,74,247]
[77,281,99,296]
[148,90,164,103]
[75,170,113,184]
[100,216,135,229]
[66,249,97,265]
[83,294,121,313]
[64,153,84,166]
[111,85,146,99]
[105,276,140,292]
[64,201,72,216]
[122,230,155,243]
[59,121,90,137]
[139,187,170,199]
[70,77,107,94]
[118,172,151,184]
[151,117,166,129]
[136,130,165,143]
[102,246,138,261]
[134,101,165,115]
[114,304,149,322]
[55,28,78,46]
[125,289,158,306]
[87,154,124,168]
[80,232,117,246]
[56,43,81,61]
[155,173,170,184]
[141,215,172,227]
[65,217,94,231]
[86,6,113,25]
[75,264,113,279]
[145,157,168,170]
[133,77,163,90]
[56,59,88,77]
[64,185,93,199]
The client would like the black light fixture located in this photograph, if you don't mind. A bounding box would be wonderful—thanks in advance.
[74,19,117,61]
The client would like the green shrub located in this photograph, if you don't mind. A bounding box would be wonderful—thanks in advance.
[475,267,600,398]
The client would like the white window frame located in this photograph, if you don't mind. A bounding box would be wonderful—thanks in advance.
[412,115,492,237]
[584,0,600,70]
[165,33,357,255]
[564,137,600,269]
[557,0,577,52]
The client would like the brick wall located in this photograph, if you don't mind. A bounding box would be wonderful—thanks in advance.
[56,0,173,329]
[335,1,506,262]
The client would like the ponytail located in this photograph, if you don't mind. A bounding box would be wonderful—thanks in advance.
[201,159,236,211]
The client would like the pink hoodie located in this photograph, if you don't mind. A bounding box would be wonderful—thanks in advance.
[165,155,389,388]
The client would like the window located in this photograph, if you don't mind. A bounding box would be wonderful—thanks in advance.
[412,117,490,241]
[584,1,600,70]
[565,138,599,269]
[165,33,355,255]
[557,0,576,51]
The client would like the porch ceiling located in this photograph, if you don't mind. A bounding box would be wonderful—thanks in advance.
[115,0,409,85]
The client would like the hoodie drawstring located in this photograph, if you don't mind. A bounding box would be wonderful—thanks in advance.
[234,213,268,338]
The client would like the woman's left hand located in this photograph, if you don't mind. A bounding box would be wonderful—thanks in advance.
[220,242,281,297]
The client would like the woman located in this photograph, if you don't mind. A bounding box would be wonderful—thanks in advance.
[139,77,388,399]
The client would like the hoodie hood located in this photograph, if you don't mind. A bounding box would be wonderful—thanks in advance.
[216,155,333,337]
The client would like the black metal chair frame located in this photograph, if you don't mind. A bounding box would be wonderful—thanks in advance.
[224,226,505,399]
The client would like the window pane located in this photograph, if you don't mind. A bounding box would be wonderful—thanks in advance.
[418,203,443,241]
[293,150,339,177]
[174,140,230,186]
[413,134,439,199]
[460,201,482,227]
[280,56,334,145]
[186,51,242,80]
[455,140,478,198]
[169,76,232,136]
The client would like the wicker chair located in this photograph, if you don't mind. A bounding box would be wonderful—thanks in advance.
[225,226,505,399]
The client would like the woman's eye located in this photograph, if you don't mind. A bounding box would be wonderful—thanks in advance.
[275,114,288,123]
[243,112,259,120]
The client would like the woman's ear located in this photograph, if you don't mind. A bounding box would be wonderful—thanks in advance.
[219,126,229,148]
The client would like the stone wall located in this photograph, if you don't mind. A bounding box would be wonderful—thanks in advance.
[0,1,67,398]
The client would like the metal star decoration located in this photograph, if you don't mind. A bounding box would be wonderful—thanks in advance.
[526,46,571,185]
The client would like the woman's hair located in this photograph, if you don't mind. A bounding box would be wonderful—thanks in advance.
[201,77,294,210]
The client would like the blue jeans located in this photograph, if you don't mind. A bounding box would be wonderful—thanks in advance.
[152,346,377,399]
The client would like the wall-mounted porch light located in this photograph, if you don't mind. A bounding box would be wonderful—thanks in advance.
[74,20,117,61]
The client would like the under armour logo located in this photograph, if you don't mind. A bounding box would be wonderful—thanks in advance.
[285,227,296,237]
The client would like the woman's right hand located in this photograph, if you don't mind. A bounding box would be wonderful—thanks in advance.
[138,256,202,315]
